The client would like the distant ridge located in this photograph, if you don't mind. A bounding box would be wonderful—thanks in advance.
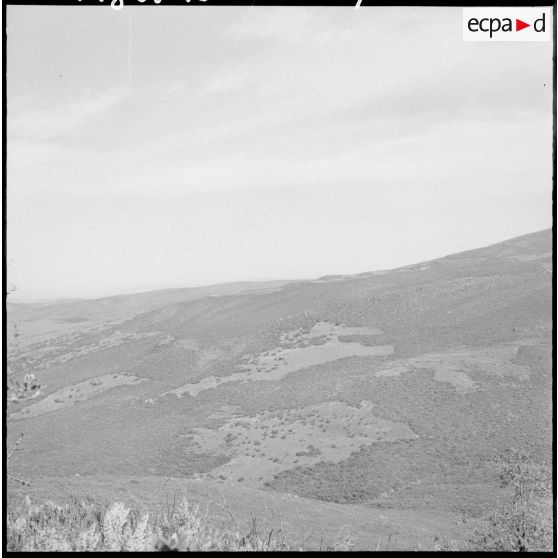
[315,228,551,282]
[7,228,551,329]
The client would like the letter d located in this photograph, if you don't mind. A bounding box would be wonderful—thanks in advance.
[534,13,545,32]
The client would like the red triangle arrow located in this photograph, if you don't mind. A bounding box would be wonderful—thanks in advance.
[516,19,530,31]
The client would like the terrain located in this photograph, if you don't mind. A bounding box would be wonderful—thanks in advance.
[6,229,553,550]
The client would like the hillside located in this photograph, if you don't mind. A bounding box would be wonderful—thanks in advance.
[6,229,553,550]
[6,280,291,349]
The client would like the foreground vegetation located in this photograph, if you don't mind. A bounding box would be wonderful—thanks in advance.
[6,491,356,552]
[7,370,553,552]
[463,449,553,552]
[6,448,552,552]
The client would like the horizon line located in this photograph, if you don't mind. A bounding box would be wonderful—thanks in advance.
[6,226,551,306]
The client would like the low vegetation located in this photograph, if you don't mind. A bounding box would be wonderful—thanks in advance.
[6,231,553,551]
[464,449,553,552]
[6,492,355,552]
[7,449,552,551]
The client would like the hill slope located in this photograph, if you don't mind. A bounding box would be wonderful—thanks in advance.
[6,229,553,549]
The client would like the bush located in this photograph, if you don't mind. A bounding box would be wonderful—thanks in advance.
[465,449,553,552]
[7,373,44,405]
[7,495,151,551]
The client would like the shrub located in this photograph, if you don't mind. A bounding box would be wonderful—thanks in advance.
[7,490,359,551]
[465,449,553,552]
[7,373,44,404]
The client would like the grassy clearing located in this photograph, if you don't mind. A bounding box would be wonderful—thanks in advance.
[9,373,147,420]
[190,400,417,485]
[164,322,393,398]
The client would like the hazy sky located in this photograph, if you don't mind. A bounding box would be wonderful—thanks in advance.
[7,5,553,301]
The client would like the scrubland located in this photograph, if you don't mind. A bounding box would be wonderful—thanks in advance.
[6,230,554,551]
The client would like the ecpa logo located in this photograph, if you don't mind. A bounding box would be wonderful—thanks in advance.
[463,8,551,41]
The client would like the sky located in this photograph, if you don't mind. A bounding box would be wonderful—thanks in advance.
[7,5,553,302]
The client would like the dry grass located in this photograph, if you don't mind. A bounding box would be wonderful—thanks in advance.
[6,491,355,552]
